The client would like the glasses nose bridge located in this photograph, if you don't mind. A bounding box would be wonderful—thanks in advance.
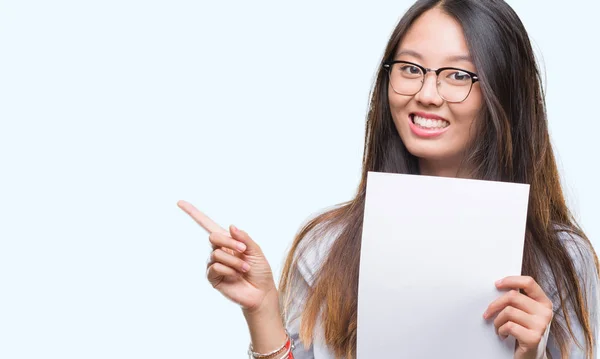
[416,67,444,103]
[423,67,442,80]
[421,67,442,87]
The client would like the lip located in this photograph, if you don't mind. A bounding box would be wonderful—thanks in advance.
[408,112,450,138]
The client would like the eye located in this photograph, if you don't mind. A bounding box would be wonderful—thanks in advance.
[398,64,423,78]
[400,65,421,74]
[446,70,471,82]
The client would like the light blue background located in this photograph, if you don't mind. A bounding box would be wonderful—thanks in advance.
[0,1,598,358]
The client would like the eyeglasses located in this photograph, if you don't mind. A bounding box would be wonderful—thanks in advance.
[382,60,479,103]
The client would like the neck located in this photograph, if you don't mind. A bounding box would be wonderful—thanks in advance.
[418,157,472,178]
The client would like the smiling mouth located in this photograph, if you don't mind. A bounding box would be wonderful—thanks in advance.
[410,114,450,129]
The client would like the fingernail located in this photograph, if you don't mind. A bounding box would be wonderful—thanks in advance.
[483,310,488,319]
[241,262,250,272]
[236,242,247,252]
[231,225,239,233]
[495,279,502,286]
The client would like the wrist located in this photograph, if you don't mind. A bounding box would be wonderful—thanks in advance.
[243,289,287,355]
[243,288,280,319]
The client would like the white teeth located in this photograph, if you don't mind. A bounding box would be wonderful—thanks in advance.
[413,115,449,129]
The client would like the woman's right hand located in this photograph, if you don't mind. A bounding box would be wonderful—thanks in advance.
[177,200,278,313]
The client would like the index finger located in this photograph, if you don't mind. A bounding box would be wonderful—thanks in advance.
[177,200,228,235]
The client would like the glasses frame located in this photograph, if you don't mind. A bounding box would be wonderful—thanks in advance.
[382,60,479,103]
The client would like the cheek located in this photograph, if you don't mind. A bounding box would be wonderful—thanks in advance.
[452,89,483,131]
[387,86,411,120]
[464,87,483,116]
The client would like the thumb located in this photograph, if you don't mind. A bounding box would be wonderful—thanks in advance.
[229,225,263,256]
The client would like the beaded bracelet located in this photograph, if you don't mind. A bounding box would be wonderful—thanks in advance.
[275,345,291,359]
[247,330,295,359]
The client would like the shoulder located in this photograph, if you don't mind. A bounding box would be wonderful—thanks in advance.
[292,212,342,287]
[295,223,340,287]
[555,228,597,281]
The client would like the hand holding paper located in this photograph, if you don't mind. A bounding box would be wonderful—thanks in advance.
[485,276,554,359]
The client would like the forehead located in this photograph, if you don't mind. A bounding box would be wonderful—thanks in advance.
[396,8,471,65]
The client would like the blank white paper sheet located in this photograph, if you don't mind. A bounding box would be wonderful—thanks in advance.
[357,171,530,358]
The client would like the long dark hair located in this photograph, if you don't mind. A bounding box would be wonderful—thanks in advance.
[279,1,599,358]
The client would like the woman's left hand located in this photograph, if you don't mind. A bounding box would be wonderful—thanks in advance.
[483,276,554,359]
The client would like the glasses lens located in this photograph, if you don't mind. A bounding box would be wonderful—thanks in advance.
[437,69,473,102]
[389,63,423,95]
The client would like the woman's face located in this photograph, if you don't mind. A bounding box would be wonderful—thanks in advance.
[388,8,483,175]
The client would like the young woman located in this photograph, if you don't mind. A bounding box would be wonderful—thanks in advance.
[179,0,599,358]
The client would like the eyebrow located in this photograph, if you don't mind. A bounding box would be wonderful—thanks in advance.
[395,49,473,64]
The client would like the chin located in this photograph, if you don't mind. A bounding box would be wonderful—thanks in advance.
[403,140,459,162]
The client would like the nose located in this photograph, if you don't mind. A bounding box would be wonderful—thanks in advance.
[414,72,444,106]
